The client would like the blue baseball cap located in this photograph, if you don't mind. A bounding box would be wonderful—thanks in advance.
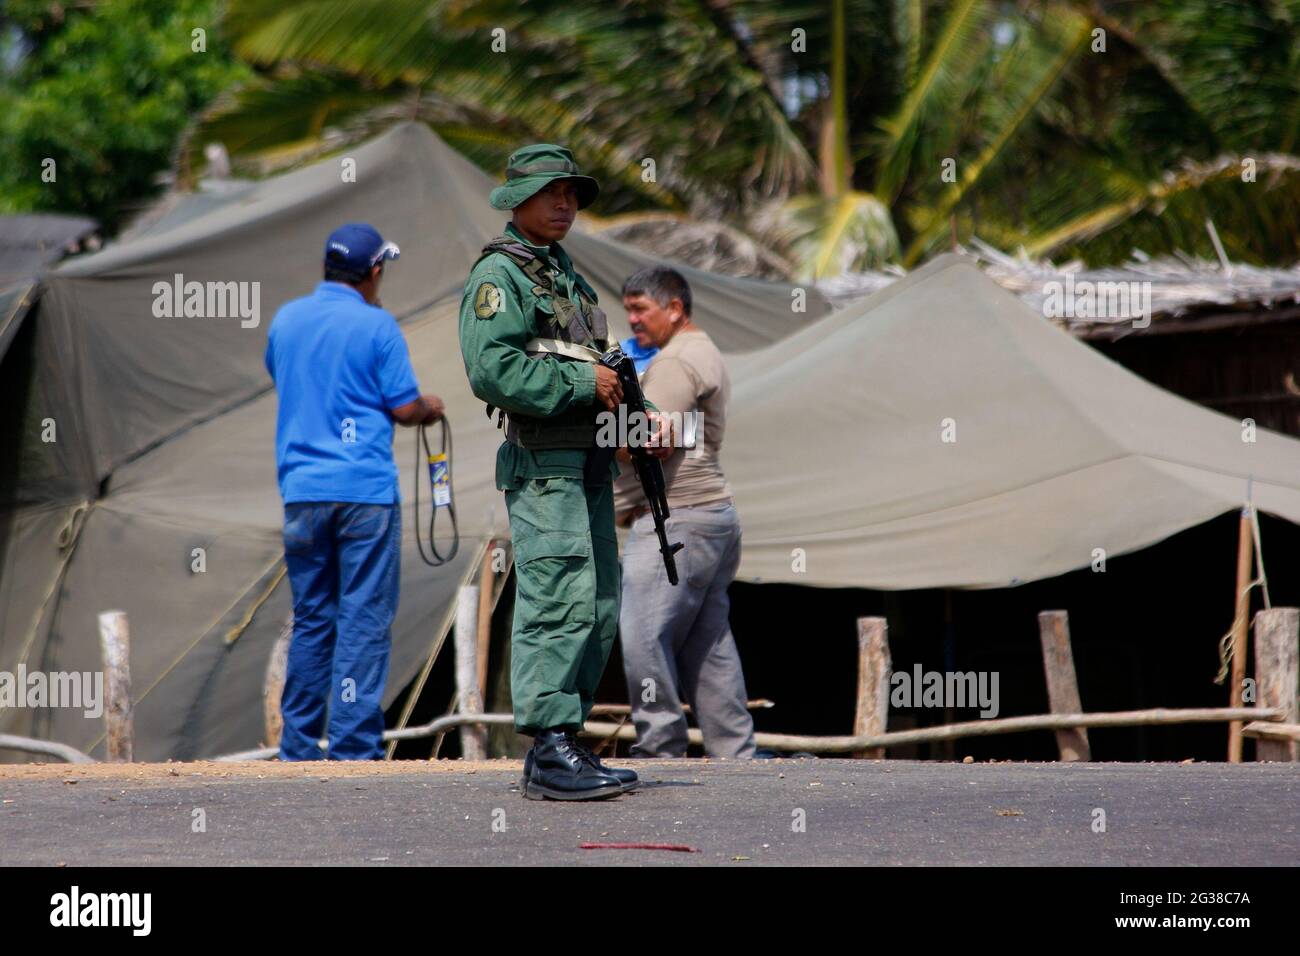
[324,223,400,278]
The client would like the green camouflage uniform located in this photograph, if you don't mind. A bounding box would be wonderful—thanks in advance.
[458,145,631,735]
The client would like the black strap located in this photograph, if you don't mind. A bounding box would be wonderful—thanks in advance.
[415,418,460,566]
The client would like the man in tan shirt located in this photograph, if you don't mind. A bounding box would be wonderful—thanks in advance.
[615,266,756,758]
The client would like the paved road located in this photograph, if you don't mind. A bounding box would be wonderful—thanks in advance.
[1,759,1296,866]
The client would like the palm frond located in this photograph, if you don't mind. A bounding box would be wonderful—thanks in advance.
[902,7,1091,264]
[757,190,900,278]
[1016,153,1300,258]
[874,0,988,203]
[216,0,814,215]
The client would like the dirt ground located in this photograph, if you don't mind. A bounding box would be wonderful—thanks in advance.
[2,758,1296,867]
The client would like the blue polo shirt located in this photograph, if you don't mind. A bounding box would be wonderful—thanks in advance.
[265,282,421,504]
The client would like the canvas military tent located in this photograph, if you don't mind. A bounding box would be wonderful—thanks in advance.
[0,213,97,364]
[724,253,1300,589]
[5,121,1300,761]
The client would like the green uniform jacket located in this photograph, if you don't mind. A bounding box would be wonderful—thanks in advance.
[458,224,649,486]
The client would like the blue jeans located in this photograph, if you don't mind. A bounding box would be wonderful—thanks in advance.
[279,502,400,760]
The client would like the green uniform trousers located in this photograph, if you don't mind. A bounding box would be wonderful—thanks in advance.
[501,445,620,735]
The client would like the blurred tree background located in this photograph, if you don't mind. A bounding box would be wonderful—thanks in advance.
[0,0,247,230]
[4,0,1300,275]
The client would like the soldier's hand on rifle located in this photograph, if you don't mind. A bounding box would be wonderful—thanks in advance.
[645,411,674,460]
[594,365,623,411]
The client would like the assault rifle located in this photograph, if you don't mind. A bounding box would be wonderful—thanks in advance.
[583,346,684,585]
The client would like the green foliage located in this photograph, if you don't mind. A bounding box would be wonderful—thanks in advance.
[762,191,900,276]
[0,0,249,229]
[208,0,1160,272]
[5,0,1298,267]
[972,0,1300,265]
[216,0,816,216]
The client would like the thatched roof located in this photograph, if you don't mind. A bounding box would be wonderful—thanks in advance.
[819,239,1300,340]
[595,216,1300,340]
[589,213,793,280]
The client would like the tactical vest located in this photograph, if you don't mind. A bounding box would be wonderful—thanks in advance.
[475,236,610,450]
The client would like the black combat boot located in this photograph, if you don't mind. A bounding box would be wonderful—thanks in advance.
[571,740,639,791]
[521,741,639,796]
[520,748,534,794]
[524,730,623,801]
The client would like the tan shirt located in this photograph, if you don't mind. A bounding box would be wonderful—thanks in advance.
[614,328,733,518]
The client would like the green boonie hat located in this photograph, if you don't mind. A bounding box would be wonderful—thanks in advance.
[489,143,600,211]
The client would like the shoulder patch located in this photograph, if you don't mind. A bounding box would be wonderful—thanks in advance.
[473,281,503,319]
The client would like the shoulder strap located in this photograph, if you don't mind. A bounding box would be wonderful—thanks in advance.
[573,273,599,306]
[476,237,551,431]
[476,236,554,291]
[524,337,604,363]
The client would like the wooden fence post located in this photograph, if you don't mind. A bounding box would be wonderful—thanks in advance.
[1227,506,1254,762]
[1253,608,1299,762]
[97,610,133,762]
[455,585,487,760]
[263,613,293,750]
[1038,610,1090,761]
[476,540,495,700]
[854,617,890,759]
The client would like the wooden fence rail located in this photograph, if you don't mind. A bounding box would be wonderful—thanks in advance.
[581,707,1283,755]
[8,599,1295,765]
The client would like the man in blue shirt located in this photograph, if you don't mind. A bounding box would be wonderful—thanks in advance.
[265,223,443,760]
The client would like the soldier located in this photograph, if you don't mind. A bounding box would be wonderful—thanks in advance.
[458,144,668,800]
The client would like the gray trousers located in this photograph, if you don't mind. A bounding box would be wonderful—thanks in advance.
[619,501,756,758]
